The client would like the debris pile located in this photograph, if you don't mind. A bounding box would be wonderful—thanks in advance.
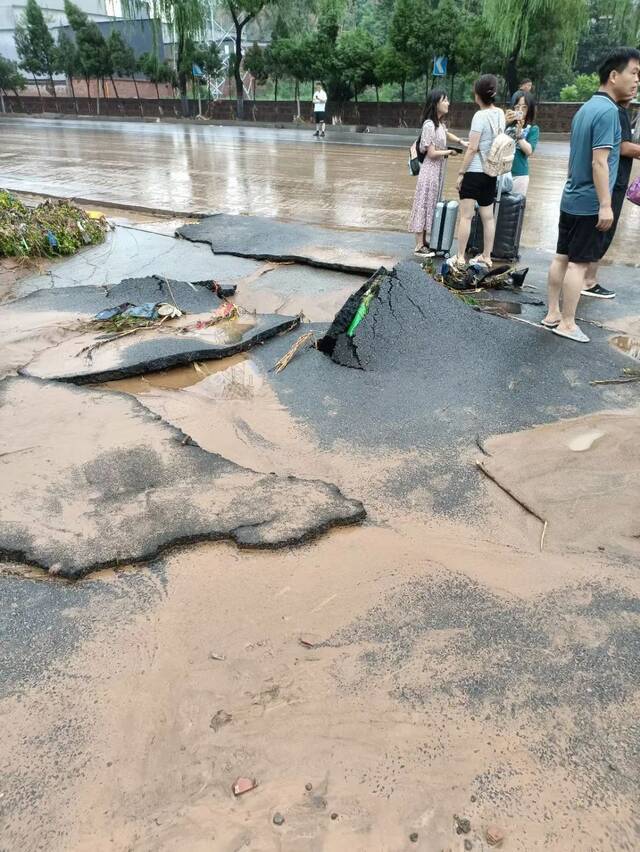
[0,191,107,258]
[424,257,529,292]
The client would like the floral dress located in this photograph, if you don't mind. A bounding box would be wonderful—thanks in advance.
[408,120,447,237]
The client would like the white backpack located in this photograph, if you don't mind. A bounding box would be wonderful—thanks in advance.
[482,110,515,177]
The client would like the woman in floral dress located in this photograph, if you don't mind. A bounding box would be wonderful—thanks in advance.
[408,90,465,254]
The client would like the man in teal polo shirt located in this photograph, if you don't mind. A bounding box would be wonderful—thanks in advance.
[542,47,640,343]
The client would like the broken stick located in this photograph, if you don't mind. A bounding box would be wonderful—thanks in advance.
[476,460,548,552]
[273,331,315,374]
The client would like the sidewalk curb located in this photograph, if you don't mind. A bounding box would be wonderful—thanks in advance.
[4,186,212,220]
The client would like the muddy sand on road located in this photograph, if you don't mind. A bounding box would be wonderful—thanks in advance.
[1,210,640,852]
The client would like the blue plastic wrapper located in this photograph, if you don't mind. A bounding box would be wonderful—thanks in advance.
[122,302,159,319]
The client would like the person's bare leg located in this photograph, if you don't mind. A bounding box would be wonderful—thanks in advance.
[583,261,598,291]
[478,203,495,263]
[543,253,568,324]
[414,231,425,249]
[558,261,588,332]
[455,198,475,263]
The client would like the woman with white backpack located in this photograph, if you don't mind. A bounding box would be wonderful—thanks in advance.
[453,74,514,267]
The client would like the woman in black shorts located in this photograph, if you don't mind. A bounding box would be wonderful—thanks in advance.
[453,74,505,266]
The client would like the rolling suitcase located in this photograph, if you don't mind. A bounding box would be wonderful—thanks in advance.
[429,199,458,257]
[466,192,526,262]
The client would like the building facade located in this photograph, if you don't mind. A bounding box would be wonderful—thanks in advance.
[0,0,122,62]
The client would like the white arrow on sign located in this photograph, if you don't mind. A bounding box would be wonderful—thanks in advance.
[433,57,448,77]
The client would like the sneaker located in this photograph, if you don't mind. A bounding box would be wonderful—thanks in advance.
[313,130,319,137]
[320,131,325,137]
[581,283,615,299]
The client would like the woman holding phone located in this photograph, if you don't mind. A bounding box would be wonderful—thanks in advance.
[506,90,539,196]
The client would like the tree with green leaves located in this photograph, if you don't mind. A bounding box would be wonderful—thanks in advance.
[374,44,414,103]
[335,28,376,104]
[267,34,313,117]
[482,0,589,94]
[123,0,209,114]
[0,55,26,113]
[107,29,140,108]
[140,51,177,111]
[224,0,273,119]
[389,0,435,97]
[309,0,352,112]
[243,41,268,99]
[14,0,59,107]
[56,31,80,113]
[64,0,111,114]
[560,72,599,101]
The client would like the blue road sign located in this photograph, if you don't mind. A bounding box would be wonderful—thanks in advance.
[433,57,448,77]
[192,63,204,77]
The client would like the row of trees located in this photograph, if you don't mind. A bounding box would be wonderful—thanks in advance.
[225,0,640,118]
[2,0,640,119]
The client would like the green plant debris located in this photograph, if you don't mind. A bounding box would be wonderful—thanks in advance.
[0,190,107,258]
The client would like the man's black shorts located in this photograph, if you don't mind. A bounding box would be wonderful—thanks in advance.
[314,111,326,124]
[556,211,609,263]
[602,187,626,254]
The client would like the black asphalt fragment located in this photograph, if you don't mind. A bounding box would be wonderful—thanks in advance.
[249,261,638,518]
[13,276,300,384]
[0,378,365,578]
[176,214,415,274]
[320,262,637,373]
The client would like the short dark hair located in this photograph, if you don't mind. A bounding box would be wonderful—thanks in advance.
[598,47,640,84]
[510,89,536,125]
[420,88,448,128]
[519,78,532,86]
[475,74,498,105]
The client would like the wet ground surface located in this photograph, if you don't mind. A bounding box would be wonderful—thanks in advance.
[1,208,640,850]
[1,116,639,263]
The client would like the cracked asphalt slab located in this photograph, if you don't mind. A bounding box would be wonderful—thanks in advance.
[7,224,260,300]
[177,213,416,274]
[247,261,638,524]
[4,275,300,383]
[0,377,365,577]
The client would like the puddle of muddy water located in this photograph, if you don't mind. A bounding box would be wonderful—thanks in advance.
[610,334,640,361]
[101,353,249,394]
[185,359,266,401]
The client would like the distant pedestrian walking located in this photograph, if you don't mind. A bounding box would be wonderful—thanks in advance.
[506,90,539,196]
[313,83,327,138]
[408,90,464,254]
[581,95,640,299]
[519,78,533,94]
[542,47,640,343]
[454,74,508,266]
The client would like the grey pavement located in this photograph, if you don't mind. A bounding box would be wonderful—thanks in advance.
[0,377,365,577]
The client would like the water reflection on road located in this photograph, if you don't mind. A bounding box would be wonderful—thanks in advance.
[1,117,638,263]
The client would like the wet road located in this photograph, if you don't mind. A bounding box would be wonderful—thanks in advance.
[1,116,638,263]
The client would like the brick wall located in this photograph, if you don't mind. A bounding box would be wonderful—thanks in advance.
[207,99,585,131]
[3,95,631,133]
